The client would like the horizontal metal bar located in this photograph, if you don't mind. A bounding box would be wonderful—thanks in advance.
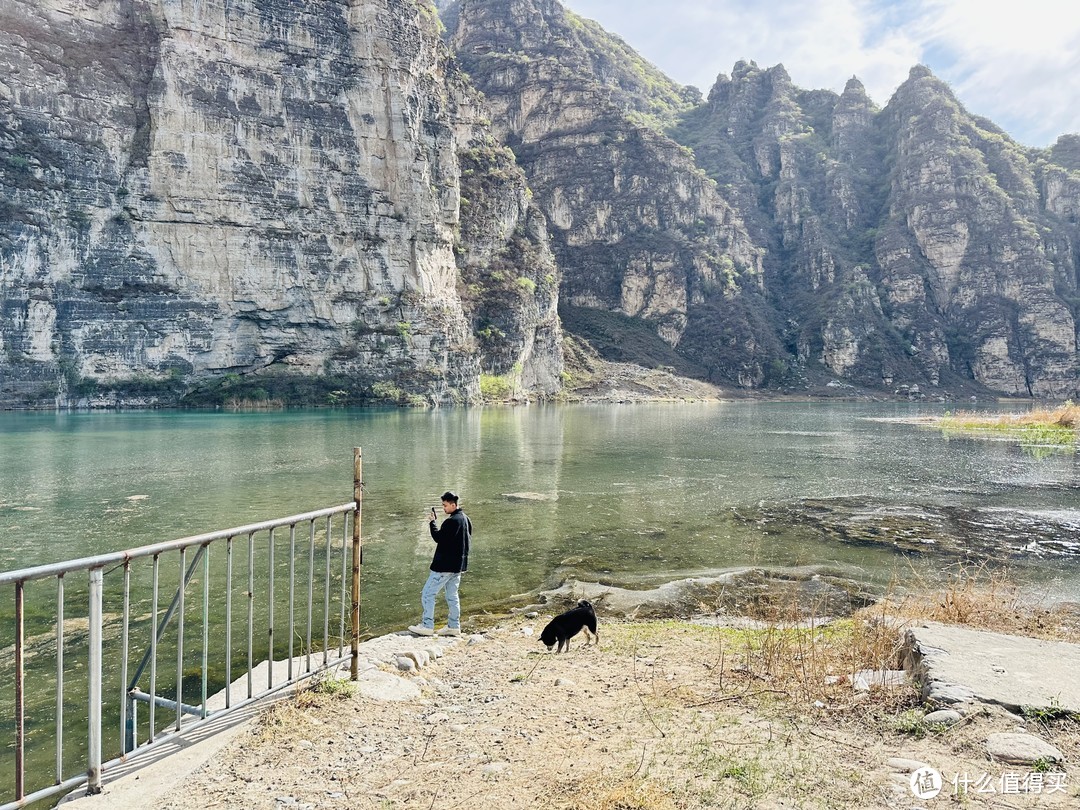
[0,503,355,585]
[0,772,87,810]
[128,689,203,718]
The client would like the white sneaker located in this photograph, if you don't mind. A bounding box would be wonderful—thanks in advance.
[437,627,461,637]
[408,624,434,636]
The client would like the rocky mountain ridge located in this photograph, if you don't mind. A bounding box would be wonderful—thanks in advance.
[1,0,1077,407]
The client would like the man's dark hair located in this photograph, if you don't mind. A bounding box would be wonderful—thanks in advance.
[441,491,459,504]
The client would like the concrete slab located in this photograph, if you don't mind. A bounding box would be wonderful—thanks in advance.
[902,621,1080,713]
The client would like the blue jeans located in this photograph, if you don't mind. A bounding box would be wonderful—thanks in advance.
[420,571,462,630]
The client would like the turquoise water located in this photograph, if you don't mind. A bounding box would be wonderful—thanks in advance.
[2,401,1079,620]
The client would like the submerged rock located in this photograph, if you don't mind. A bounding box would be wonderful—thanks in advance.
[743,497,1080,559]
[534,567,876,620]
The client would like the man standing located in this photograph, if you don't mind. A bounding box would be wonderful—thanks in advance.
[409,491,471,637]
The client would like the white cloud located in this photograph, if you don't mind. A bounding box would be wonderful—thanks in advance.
[562,0,1080,146]
[906,0,1080,145]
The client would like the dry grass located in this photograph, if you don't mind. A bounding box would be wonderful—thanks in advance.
[543,772,682,810]
[937,401,1079,447]
[944,401,1080,429]
[871,561,1080,643]
[253,673,357,741]
[634,562,1080,717]
[145,575,1080,810]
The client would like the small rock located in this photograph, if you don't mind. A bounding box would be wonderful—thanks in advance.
[813,700,826,709]
[923,709,962,726]
[555,678,576,688]
[521,626,534,637]
[524,611,539,619]
[450,724,468,733]
[985,732,1063,765]
[887,757,930,773]
[396,656,416,672]
[467,634,486,645]
[482,762,510,777]
[405,650,430,668]
[426,712,450,724]
[852,669,908,692]
[297,739,314,749]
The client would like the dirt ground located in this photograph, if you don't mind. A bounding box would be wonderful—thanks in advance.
[139,615,1079,810]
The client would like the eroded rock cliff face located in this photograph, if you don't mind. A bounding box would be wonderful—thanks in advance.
[676,61,1080,397]
[3,0,1077,406]
[446,0,783,388]
[447,1,1078,397]
[876,67,1078,397]
[0,0,561,407]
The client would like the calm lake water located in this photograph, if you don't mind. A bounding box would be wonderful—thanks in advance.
[2,401,1080,799]
[2,401,1079,623]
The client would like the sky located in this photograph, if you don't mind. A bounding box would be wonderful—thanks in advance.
[561,0,1080,148]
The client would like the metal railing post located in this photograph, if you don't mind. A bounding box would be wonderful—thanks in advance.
[201,545,209,718]
[15,581,25,802]
[246,532,254,698]
[305,521,315,673]
[121,564,131,754]
[288,524,296,681]
[323,516,332,667]
[175,548,186,732]
[351,447,362,680]
[56,576,65,782]
[267,528,275,692]
[86,568,103,795]
[225,537,233,709]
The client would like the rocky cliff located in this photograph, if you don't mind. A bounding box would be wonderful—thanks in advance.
[2,0,1078,407]
[449,2,1080,399]
[677,61,1079,397]
[0,0,561,407]
[446,0,783,387]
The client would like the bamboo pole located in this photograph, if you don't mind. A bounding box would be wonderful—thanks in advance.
[351,447,362,680]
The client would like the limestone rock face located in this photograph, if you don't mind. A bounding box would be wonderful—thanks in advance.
[677,60,1079,396]
[876,68,1077,397]
[0,0,560,406]
[3,0,1078,404]
[446,0,778,385]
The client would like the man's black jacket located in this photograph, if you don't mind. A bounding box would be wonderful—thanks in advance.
[428,509,471,573]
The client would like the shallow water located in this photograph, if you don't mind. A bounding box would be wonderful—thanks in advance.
[2,401,1078,623]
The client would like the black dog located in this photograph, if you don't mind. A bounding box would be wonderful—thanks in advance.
[540,600,598,653]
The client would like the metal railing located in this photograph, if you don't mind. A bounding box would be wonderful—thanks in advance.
[0,448,364,809]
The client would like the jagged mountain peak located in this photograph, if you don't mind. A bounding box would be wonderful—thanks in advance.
[840,76,871,103]
[448,0,695,131]
[1050,133,1080,172]
[892,63,958,104]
